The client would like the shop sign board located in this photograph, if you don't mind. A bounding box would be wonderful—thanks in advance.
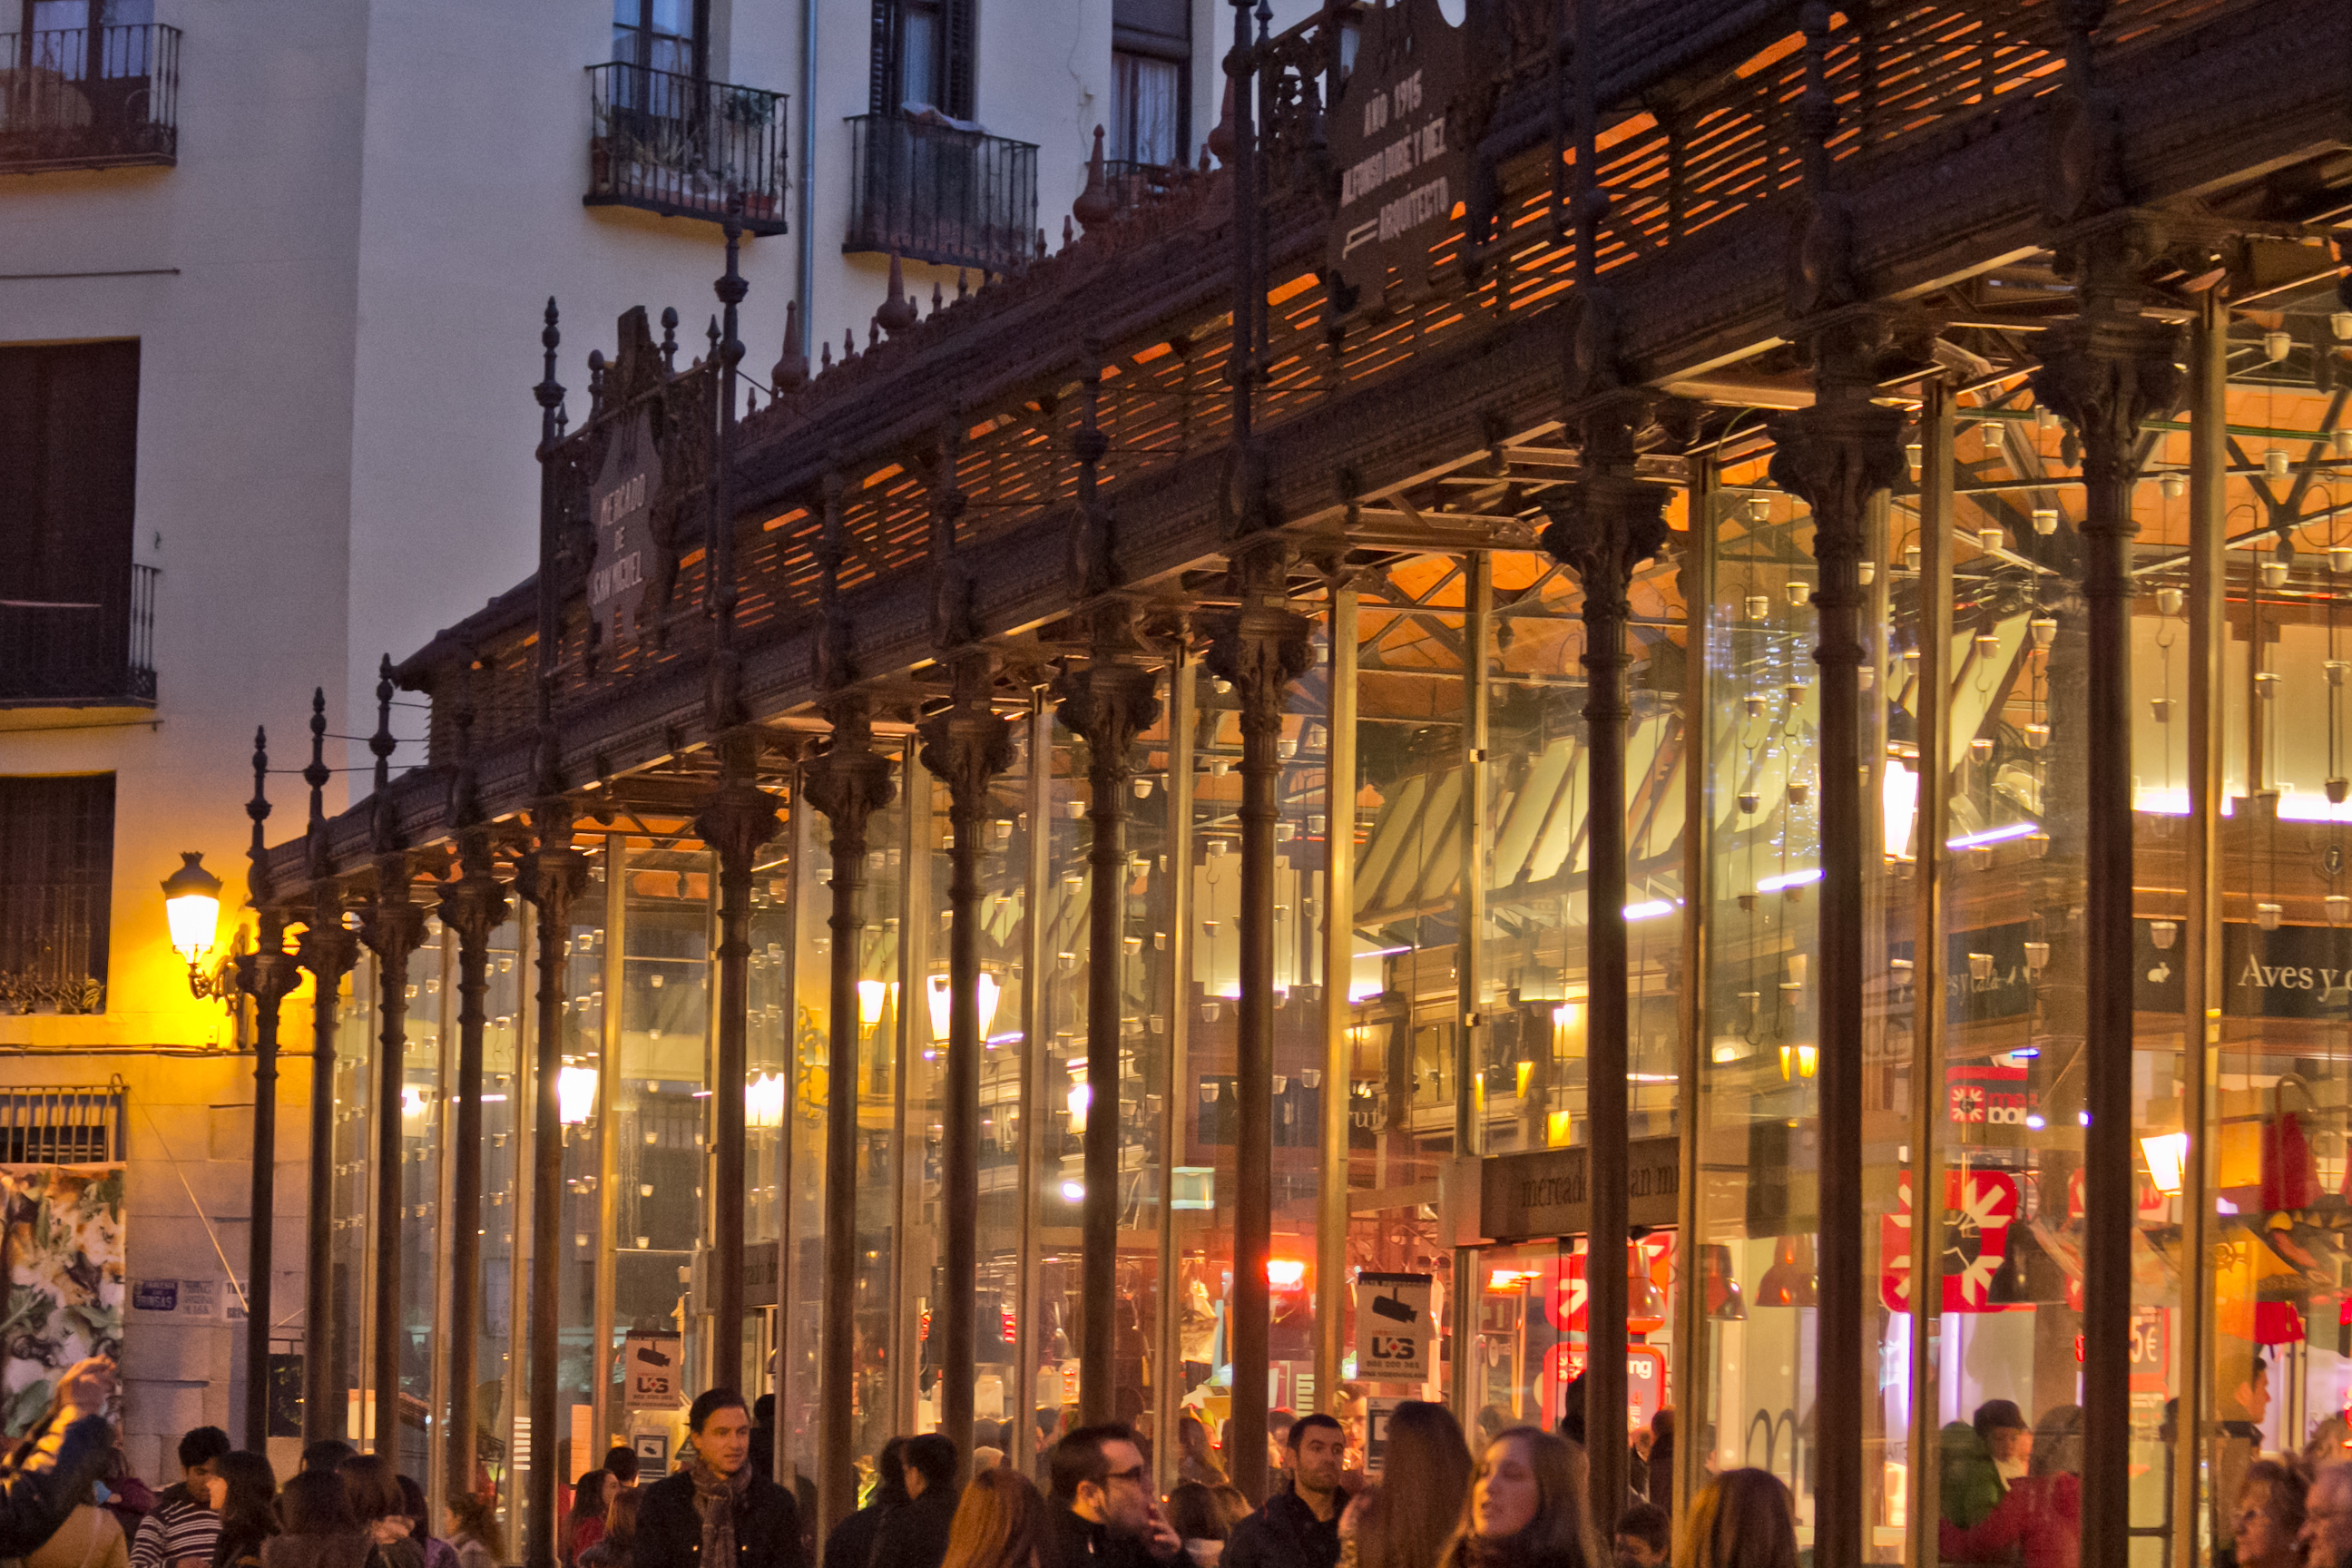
[1354,1271,1435,1380]
[1480,1135,1680,1241]
[2131,917,2352,1019]
[622,1331,684,1412]
[1325,0,1470,307]
[588,410,660,645]
[1879,1166,2019,1315]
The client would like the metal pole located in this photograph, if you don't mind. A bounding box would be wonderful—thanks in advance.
[804,700,896,1535]
[2174,288,2227,1568]
[1452,551,1491,1441]
[367,857,424,1462]
[299,689,356,1448]
[1544,409,1670,1531]
[1154,642,1198,1488]
[1210,541,1309,1505]
[2031,260,2181,1568]
[1054,607,1161,1424]
[1315,587,1357,1410]
[1670,463,1713,1532]
[891,745,925,1440]
[239,726,298,1454]
[591,843,622,1449]
[919,652,1014,1485]
[440,823,509,1503]
[1015,698,1053,1455]
[520,807,586,1568]
[1904,377,1955,1568]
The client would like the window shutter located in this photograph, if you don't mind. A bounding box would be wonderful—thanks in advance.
[869,0,901,114]
[943,0,975,120]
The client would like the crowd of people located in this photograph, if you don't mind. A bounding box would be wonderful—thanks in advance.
[0,1357,1806,1568]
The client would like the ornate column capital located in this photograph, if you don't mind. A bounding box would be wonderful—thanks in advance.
[436,828,511,948]
[1054,603,1164,785]
[2030,294,2183,521]
[919,652,1015,825]
[1204,540,1312,740]
[1541,396,1671,639]
[803,698,898,852]
[362,858,429,966]
[234,912,303,1009]
[515,801,590,920]
[696,729,783,877]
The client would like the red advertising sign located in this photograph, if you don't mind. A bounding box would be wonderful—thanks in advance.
[1880,1167,2020,1314]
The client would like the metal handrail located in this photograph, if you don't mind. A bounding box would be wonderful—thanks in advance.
[0,23,180,172]
[586,61,789,235]
[0,563,159,706]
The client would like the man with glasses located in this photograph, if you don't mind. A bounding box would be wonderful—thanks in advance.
[1042,1425,1181,1568]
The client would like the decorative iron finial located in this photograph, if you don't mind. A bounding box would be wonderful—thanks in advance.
[305,689,329,830]
[845,327,857,360]
[774,299,809,392]
[877,250,917,336]
[555,404,569,437]
[661,307,680,372]
[931,280,944,317]
[820,338,834,372]
[956,270,969,302]
[586,348,607,419]
[868,318,881,351]
[371,654,396,795]
[707,314,721,366]
[247,726,274,909]
[1061,214,1074,250]
[1073,124,1114,232]
[1208,76,1235,165]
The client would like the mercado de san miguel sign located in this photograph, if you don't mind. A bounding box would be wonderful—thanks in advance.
[1327,0,1472,307]
[588,409,660,646]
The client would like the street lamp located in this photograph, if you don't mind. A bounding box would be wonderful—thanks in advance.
[161,851,232,998]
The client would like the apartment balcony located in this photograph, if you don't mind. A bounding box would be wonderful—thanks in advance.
[0,564,157,720]
[0,24,179,173]
[845,113,1038,276]
[586,62,789,235]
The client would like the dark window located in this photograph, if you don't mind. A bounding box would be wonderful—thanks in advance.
[0,773,115,1008]
[0,1084,124,1162]
[1111,0,1188,166]
[0,340,148,706]
[611,0,698,78]
[870,0,974,120]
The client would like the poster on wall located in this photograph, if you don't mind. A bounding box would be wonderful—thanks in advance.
[622,1331,684,1412]
[0,1165,125,1436]
[1354,1272,1434,1380]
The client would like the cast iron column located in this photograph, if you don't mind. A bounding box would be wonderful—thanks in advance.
[803,700,896,1533]
[918,652,1013,1476]
[1769,323,1906,1568]
[236,729,299,1453]
[1542,404,1669,1528]
[2031,231,2181,1568]
[437,818,506,1501]
[1054,604,1161,1424]
[1207,540,1311,1504]
[297,689,356,1446]
[698,728,779,1392]
[518,803,587,1568]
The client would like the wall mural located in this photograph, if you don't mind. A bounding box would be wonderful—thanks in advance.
[0,1164,125,1435]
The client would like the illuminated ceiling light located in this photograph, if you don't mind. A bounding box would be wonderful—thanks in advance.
[857,978,891,1027]
[1744,594,1771,621]
[2030,615,2057,652]
[1786,580,1810,607]
[2024,940,2050,975]
[1968,952,1994,982]
[2150,920,2178,950]
[2032,507,2058,536]
[557,1065,598,1127]
[2266,448,2292,481]
[1857,561,1877,586]
[1977,527,2004,554]
[2259,902,2284,931]
[2161,472,2186,499]
[746,1073,786,1131]
[161,851,224,978]
[2157,585,2184,615]
[2266,329,2294,362]
[2025,722,2050,750]
[2141,1132,2188,1197]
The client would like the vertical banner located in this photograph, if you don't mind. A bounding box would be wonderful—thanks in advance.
[0,1165,126,1435]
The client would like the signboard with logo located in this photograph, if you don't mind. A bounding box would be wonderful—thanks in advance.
[622,1330,684,1412]
[589,411,660,646]
[1480,1134,1681,1241]
[1354,1271,1435,1380]
[1325,0,1470,307]
[1880,1166,2020,1314]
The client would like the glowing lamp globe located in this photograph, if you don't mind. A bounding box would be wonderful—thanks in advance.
[161,852,224,964]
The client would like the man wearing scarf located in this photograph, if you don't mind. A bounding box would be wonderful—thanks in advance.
[639,1389,807,1568]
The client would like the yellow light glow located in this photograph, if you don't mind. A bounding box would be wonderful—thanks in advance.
[1882,761,1919,861]
[1267,1259,1307,1289]
[557,1065,599,1126]
[1547,1110,1574,1145]
[1515,1060,1534,1098]
[161,851,224,963]
[747,1073,787,1130]
[857,979,891,1028]
[2141,1132,2188,1195]
[1067,1079,1090,1133]
[925,971,1003,1043]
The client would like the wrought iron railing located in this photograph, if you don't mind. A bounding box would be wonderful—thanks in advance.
[0,563,158,706]
[846,113,1038,275]
[1099,157,1187,219]
[586,62,789,235]
[0,24,179,172]
[0,1084,124,1157]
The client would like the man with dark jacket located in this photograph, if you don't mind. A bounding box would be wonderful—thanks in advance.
[824,1438,907,1568]
[1040,1425,1179,1568]
[637,1388,807,1568]
[869,1436,957,1568]
[1223,1415,1346,1568]
[0,1356,116,1558]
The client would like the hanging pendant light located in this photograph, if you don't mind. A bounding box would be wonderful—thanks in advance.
[2157,585,2185,616]
[2259,902,2285,931]
[2030,615,2057,651]
[1756,1236,1818,1307]
[1745,593,1771,622]
[2161,471,2187,499]
[2151,920,2179,950]
[2032,507,2059,536]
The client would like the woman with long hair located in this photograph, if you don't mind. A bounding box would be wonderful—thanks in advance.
[1163,1483,1227,1568]
[1343,1402,1473,1568]
[1441,1426,1590,1568]
[937,1467,1047,1568]
[440,1497,504,1568]
[262,1474,370,1568]
[208,1453,280,1568]
[564,1472,617,1568]
[1678,1470,1798,1568]
[579,1489,640,1568]
[334,1457,422,1568]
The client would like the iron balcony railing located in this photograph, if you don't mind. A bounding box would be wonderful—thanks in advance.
[0,24,179,173]
[586,62,789,235]
[0,563,158,706]
[845,113,1038,276]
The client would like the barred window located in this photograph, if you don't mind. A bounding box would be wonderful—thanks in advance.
[0,773,115,1013]
[0,1083,124,1164]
